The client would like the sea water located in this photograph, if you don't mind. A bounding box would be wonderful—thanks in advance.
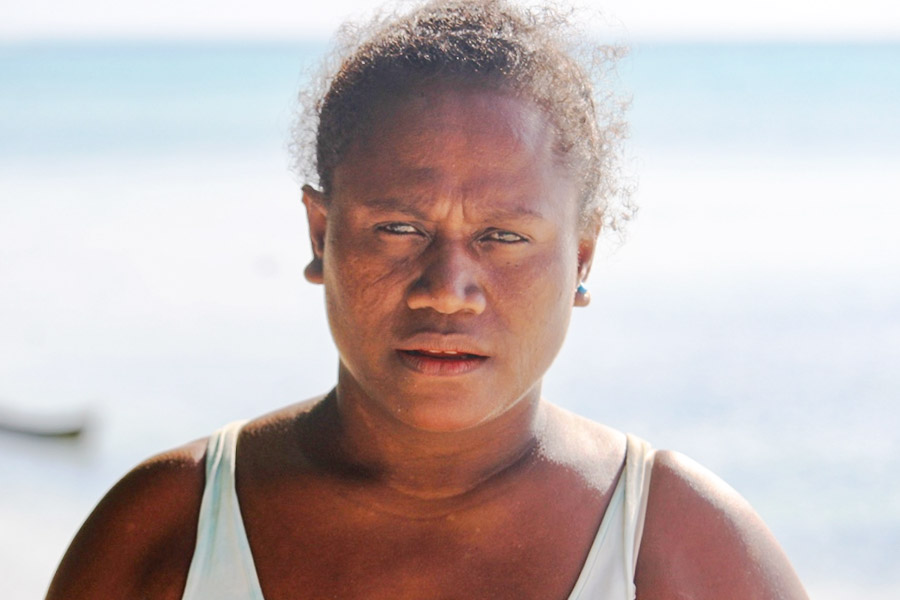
[1,41,898,598]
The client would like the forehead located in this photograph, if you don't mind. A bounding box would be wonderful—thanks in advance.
[331,85,578,219]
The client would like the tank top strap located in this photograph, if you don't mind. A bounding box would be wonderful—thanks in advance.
[567,432,655,600]
[623,433,656,578]
[181,419,266,600]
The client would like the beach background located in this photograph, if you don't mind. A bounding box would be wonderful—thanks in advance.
[1,1,899,598]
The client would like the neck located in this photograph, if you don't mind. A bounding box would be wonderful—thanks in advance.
[304,378,547,509]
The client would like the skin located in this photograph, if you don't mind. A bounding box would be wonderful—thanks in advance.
[47,86,808,600]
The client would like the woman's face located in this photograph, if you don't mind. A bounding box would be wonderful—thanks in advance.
[305,85,596,432]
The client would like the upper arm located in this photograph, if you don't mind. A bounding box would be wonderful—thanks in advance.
[635,450,808,600]
[46,440,207,600]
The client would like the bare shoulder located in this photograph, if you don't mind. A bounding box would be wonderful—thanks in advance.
[536,403,627,491]
[636,449,808,600]
[46,438,207,600]
[542,402,625,452]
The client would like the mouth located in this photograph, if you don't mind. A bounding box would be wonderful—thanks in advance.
[396,348,489,376]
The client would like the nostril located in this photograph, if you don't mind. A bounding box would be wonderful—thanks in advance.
[406,276,486,315]
[405,242,486,314]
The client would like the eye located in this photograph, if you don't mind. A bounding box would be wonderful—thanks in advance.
[482,229,527,244]
[378,222,422,236]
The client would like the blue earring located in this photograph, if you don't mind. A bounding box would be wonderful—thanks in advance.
[577,283,588,295]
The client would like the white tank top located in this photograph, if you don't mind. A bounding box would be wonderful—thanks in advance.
[181,421,655,600]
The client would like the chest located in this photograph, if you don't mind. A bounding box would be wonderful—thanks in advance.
[238,479,608,600]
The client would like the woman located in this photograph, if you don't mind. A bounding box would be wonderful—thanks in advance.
[47,1,808,598]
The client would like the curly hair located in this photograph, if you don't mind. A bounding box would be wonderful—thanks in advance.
[291,0,633,232]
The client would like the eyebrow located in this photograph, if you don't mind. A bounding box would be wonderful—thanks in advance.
[361,197,429,220]
[359,197,547,222]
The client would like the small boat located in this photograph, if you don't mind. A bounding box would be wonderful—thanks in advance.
[0,402,89,438]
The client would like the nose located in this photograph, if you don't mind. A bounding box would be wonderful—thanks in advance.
[406,240,486,315]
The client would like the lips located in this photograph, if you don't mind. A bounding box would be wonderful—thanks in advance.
[397,349,488,376]
[404,349,484,359]
[395,335,490,376]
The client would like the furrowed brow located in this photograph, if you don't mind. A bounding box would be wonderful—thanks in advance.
[360,196,548,224]
[360,197,429,220]
[481,206,546,222]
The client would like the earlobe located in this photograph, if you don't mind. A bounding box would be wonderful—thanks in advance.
[304,259,324,284]
[574,283,591,307]
[302,184,328,285]
[574,225,599,308]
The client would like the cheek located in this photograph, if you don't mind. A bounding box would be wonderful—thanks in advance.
[494,248,576,338]
[323,231,413,329]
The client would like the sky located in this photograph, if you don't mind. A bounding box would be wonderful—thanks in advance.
[2,0,899,41]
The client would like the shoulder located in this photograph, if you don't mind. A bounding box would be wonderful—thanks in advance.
[635,449,808,599]
[46,438,208,600]
[539,403,627,482]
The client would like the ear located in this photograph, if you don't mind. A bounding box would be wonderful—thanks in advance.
[574,221,600,308]
[302,184,328,285]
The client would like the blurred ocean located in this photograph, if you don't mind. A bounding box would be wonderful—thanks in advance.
[1,41,898,598]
